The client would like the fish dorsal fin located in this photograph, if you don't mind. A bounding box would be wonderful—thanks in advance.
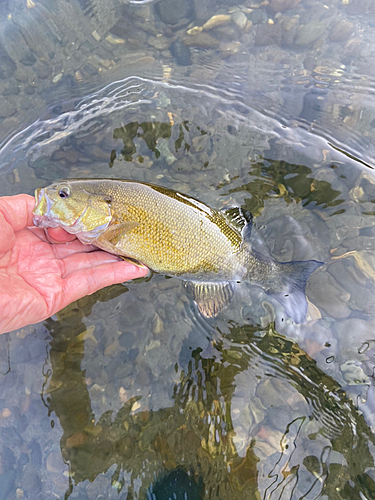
[184,281,235,318]
[222,207,253,240]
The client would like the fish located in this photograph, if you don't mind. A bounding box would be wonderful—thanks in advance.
[33,178,323,323]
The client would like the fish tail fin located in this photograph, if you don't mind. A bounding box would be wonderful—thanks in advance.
[267,260,323,323]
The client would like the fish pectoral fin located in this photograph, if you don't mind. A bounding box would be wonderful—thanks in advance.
[222,207,253,241]
[104,221,139,245]
[185,281,235,318]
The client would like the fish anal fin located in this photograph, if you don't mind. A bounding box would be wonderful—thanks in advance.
[222,207,253,241]
[185,281,235,318]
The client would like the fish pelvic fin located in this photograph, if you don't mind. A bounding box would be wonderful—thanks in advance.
[267,260,323,324]
[185,281,235,318]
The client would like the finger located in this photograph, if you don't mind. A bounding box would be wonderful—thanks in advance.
[0,194,35,231]
[51,240,98,259]
[26,226,50,242]
[60,251,123,277]
[47,227,77,243]
[0,194,35,253]
[23,226,97,257]
[60,261,149,306]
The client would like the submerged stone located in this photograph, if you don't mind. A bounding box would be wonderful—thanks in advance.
[269,0,301,13]
[155,0,192,25]
[295,20,328,45]
[170,40,192,66]
[329,19,354,42]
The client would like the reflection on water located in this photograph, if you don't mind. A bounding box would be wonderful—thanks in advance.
[1,0,375,498]
[41,292,375,499]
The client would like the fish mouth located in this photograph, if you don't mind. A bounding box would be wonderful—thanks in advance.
[33,188,59,228]
[32,214,60,228]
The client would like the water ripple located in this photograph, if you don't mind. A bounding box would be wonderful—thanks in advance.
[1,72,374,175]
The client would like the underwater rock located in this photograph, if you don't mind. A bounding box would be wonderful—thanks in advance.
[170,40,192,66]
[202,14,232,30]
[148,35,170,51]
[34,63,52,80]
[280,16,300,45]
[255,23,282,46]
[340,359,370,386]
[249,8,267,25]
[231,11,248,29]
[269,0,301,13]
[308,272,351,319]
[220,41,241,57]
[155,0,192,26]
[19,49,37,67]
[183,32,220,49]
[295,20,329,45]
[329,19,354,42]
[0,46,16,79]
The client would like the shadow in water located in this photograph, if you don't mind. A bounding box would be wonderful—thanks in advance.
[226,157,345,217]
[41,291,375,500]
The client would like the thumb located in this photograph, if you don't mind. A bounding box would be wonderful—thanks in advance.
[0,194,35,254]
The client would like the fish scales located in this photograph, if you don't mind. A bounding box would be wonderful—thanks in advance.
[96,180,242,278]
[33,178,323,322]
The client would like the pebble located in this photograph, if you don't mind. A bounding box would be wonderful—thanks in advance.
[148,36,170,51]
[220,41,241,57]
[280,15,299,44]
[183,32,220,49]
[0,48,16,79]
[308,272,351,319]
[254,425,284,459]
[34,64,52,80]
[170,40,192,66]
[155,0,191,26]
[231,11,248,29]
[248,8,267,25]
[19,50,36,66]
[214,25,238,40]
[269,0,301,13]
[295,20,328,45]
[52,73,63,83]
[13,67,32,83]
[0,470,16,500]
[65,432,88,448]
[340,359,370,385]
[255,23,282,46]
[329,19,354,42]
[202,14,232,31]
[152,313,164,334]
[46,451,64,474]
[257,377,297,408]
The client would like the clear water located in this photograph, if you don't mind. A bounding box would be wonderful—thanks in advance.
[1,0,375,499]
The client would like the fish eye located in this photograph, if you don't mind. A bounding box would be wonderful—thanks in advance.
[58,186,70,198]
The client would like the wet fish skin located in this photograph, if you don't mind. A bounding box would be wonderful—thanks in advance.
[33,178,322,322]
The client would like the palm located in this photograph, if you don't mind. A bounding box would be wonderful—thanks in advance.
[0,194,148,334]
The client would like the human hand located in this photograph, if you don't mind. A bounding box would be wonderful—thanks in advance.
[0,194,149,334]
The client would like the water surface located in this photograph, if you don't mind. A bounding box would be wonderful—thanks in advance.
[1,0,375,499]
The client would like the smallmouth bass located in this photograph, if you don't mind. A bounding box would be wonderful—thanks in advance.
[33,178,323,322]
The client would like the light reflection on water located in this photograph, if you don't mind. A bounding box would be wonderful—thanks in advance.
[1,0,375,498]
